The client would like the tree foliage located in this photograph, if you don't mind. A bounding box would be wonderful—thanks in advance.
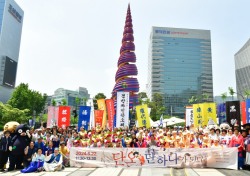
[244,89,250,99]
[148,93,166,121]
[221,92,227,102]
[7,83,47,116]
[93,93,107,110]
[138,92,150,105]
[228,87,235,100]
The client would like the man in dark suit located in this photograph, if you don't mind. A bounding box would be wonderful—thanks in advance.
[0,131,12,171]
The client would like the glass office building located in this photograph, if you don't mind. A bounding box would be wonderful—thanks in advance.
[147,27,213,117]
[235,38,250,101]
[0,0,23,103]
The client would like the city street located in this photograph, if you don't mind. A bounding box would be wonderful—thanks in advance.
[0,167,250,176]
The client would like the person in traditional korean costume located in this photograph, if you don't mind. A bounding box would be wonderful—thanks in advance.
[43,147,63,172]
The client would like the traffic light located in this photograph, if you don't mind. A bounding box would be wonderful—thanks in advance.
[73,109,77,118]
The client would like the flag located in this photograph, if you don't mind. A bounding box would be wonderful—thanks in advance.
[116,92,130,127]
[241,101,246,125]
[58,106,70,128]
[78,106,91,131]
[94,110,104,127]
[193,104,205,127]
[246,99,250,123]
[87,99,95,128]
[217,103,226,124]
[136,104,151,128]
[47,106,59,128]
[97,99,107,128]
[105,99,115,130]
[185,106,193,127]
[226,101,241,128]
[203,103,217,126]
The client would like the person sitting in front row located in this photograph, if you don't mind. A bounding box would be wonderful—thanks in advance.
[43,147,63,172]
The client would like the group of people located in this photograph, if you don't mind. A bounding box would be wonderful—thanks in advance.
[1,123,250,172]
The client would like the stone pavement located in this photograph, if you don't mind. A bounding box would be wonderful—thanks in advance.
[0,168,250,176]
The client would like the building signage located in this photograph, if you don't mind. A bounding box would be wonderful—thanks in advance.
[155,29,188,35]
[8,4,22,23]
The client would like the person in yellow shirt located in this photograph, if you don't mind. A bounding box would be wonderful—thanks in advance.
[59,141,70,167]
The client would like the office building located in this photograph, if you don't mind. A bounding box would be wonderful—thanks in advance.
[235,38,250,101]
[0,0,23,103]
[148,27,213,116]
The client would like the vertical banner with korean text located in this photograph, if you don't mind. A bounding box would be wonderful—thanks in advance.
[203,103,217,125]
[87,99,95,128]
[136,104,151,128]
[78,106,91,131]
[97,99,107,128]
[246,99,250,123]
[193,104,205,127]
[241,101,246,125]
[58,106,70,128]
[116,92,130,128]
[47,106,59,128]
[226,101,241,128]
[94,110,104,127]
[185,106,193,127]
[105,99,115,130]
[217,103,226,124]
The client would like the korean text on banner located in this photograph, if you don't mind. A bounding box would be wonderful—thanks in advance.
[94,110,104,127]
[97,99,107,128]
[58,106,70,128]
[193,104,206,127]
[203,103,217,125]
[47,106,59,128]
[78,106,91,131]
[185,106,193,127]
[217,103,226,124]
[116,92,130,128]
[241,101,246,125]
[87,99,95,128]
[226,101,241,128]
[105,99,115,130]
[136,104,151,128]
[70,147,237,170]
[246,99,250,123]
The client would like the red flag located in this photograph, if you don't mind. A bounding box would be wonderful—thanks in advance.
[58,106,70,128]
[94,110,103,127]
[106,99,115,130]
[241,101,246,125]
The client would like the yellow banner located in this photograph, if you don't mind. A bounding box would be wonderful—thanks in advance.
[193,104,206,128]
[97,99,107,128]
[136,104,151,128]
[203,103,217,125]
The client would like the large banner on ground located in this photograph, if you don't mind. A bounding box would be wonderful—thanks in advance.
[70,147,237,170]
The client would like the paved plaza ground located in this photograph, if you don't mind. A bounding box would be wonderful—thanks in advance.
[0,167,250,176]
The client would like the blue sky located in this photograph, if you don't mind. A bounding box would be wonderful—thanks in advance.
[15,0,250,98]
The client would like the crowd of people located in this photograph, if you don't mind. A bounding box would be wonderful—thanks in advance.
[0,123,250,172]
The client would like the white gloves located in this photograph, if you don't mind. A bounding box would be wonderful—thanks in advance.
[9,146,12,151]
[26,131,31,138]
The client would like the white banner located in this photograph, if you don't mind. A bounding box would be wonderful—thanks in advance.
[47,106,59,128]
[116,92,130,127]
[86,99,95,129]
[70,147,237,170]
[185,106,193,127]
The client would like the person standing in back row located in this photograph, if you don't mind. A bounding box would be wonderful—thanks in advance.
[0,131,11,171]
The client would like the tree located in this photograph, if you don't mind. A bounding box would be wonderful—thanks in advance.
[228,87,235,100]
[62,99,67,106]
[138,92,150,105]
[188,96,197,104]
[148,93,166,121]
[0,102,29,127]
[221,92,227,103]
[52,99,56,106]
[202,93,210,102]
[244,89,250,99]
[8,83,47,116]
[93,93,106,110]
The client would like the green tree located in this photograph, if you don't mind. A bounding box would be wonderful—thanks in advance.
[148,93,166,121]
[188,96,197,104]
[52,99,56,106]
[244,89,250,99]
[8,83,47,116]
[138,92,150,105]
[221,92,227,103]
[93,93,106,110]
[228,87,235,100]
[202,93,210,102]
[62,99,67,105]
[75,97,80,106]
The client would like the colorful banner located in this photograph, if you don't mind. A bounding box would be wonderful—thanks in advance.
[86,98,95,128]
[193,104,205,127]
[246,99,250,123]
[185,106,193,127]
[94,110,104,127]
[105,99,115,130]
[47,106,59,128]
[136,104,151,128]
[78,106,91,131]
[97,99,107,128]
[241,101,246,125]
[58,106,70,128]
[116,92,130,127]
[70,147,237,170]
[203,103,217,125]
[217,103,226,124]
[226,101,241,128]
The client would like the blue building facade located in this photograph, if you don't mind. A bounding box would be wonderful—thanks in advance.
[147,27,213,117]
